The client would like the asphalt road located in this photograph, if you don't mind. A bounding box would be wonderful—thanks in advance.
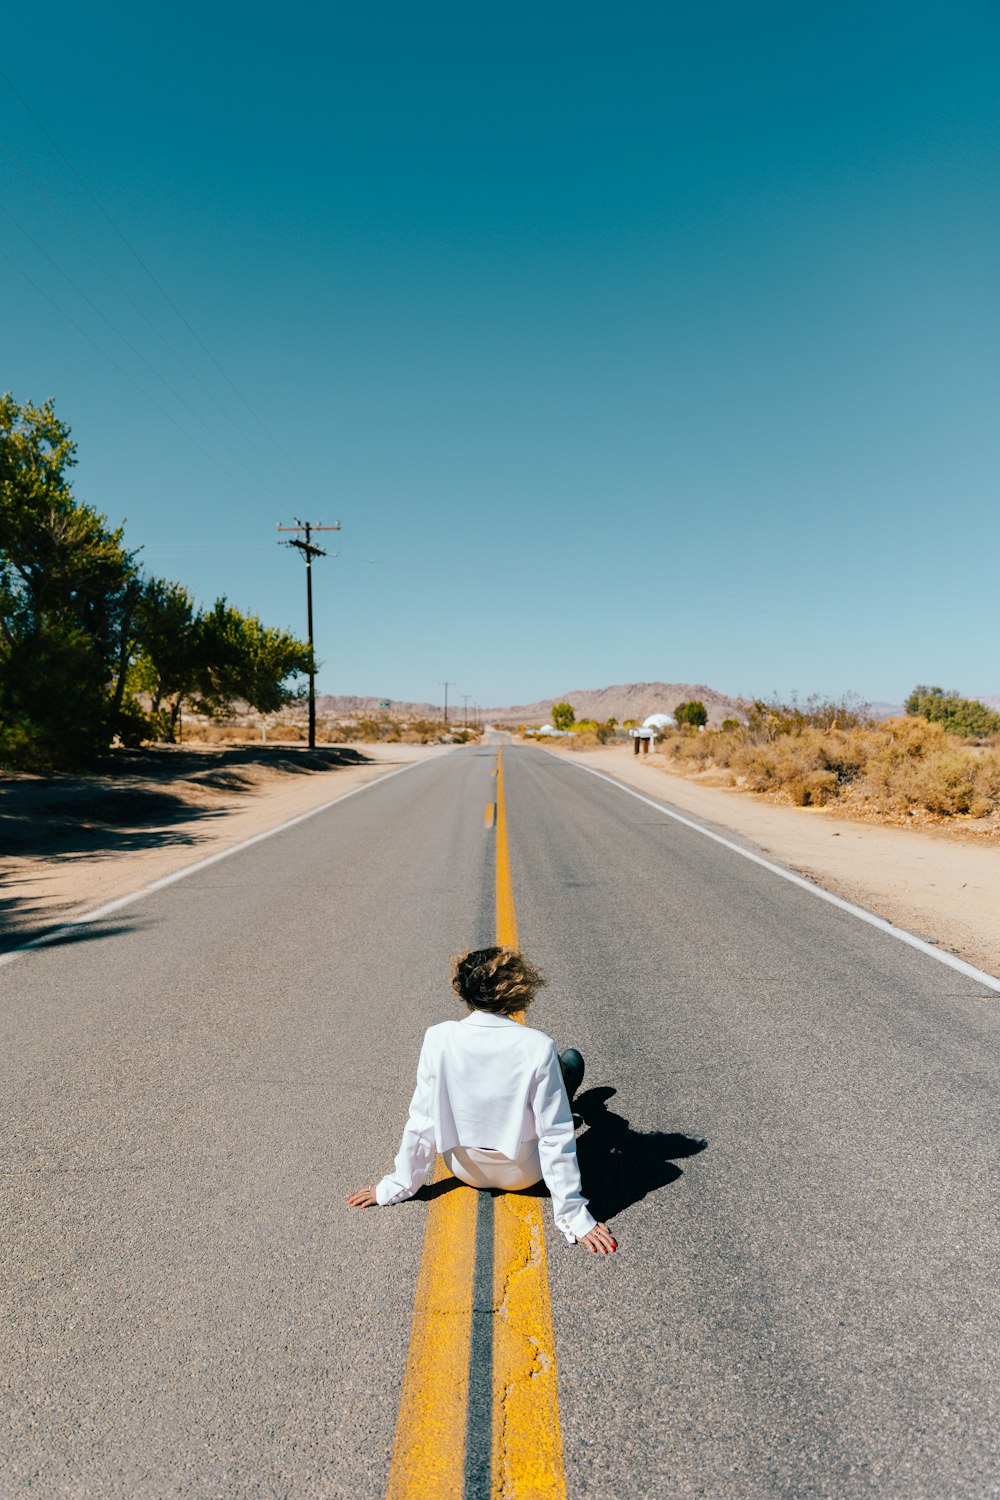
[2,742,997,1498]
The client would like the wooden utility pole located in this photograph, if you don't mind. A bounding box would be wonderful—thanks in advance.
[441,681,454,725]
[278,518,340,748]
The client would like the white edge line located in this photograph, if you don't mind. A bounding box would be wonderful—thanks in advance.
[561,757,1000,996]
[0,759,424,969]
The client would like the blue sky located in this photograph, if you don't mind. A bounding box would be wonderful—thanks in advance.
[3,2,997,708]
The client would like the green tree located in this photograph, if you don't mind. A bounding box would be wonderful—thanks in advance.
[133,591,312,738]
[551,701,576,730]
[198,599,312,716]
[131,579,207,739]
[904,684,943,716]
[0,394,137,767]
[674,700,708,727]
[905,685,1000,738]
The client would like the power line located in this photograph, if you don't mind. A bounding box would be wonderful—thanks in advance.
[0,241,262,495]
[0,196,286,507]
[0,67,326,506]
[0,132,320,507]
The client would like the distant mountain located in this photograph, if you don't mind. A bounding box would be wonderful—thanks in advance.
[305,685,929,726]
[309,683,746,725]
[313,694,442,718]
[869,701,905,720]
[484,682,747,727]
[976,694,1000,712]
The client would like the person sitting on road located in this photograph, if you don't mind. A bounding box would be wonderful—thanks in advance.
[346,946,617,1254]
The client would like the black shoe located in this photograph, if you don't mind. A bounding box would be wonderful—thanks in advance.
[559,1048,585,1104]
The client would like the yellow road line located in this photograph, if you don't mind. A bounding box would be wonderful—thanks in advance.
[386,745,566,1499]
[494,750,518,950]
[386,1157,478,1499]
[493,747,567,1499]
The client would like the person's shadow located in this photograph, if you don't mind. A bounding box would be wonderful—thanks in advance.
[572,1086,707,1221]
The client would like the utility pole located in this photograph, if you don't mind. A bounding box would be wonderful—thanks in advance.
[462,693,470,728]
[441,681,454,725]
[278,518,340,749]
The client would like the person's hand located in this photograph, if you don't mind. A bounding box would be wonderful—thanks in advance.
[346,1185,379,1208]
[579,1222,617,1254]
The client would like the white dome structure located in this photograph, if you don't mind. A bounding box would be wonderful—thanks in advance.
[642,712,675,730]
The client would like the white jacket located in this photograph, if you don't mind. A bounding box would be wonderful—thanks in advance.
[376,1011,596,1243]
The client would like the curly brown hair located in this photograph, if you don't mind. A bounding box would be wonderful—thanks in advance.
[450,946,546,1016]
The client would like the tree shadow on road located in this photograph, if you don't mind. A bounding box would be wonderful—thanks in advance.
[0,912,141,957]
[572,1086,707,1222]
[0,745,377,944]
[0,745,374,862]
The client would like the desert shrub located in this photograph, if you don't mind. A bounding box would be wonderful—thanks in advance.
[859,720,1000,816]
[970,750,1000,816]
[653,707,1000,821]
[787,769,840,807]
[317,720,356,743]
[184,721,304,745]
[408,717,446,739]
[742,694,874,740]
[551,701,576,730]
[879,750,980,816]
[178,721,223,744]
[731,734,816,792]
[663,729,716,767]
[349,717,385,741]
[269,721,305,742]
[864,715,946,769]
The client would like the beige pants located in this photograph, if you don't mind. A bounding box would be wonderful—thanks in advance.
[444,1139,543,1192]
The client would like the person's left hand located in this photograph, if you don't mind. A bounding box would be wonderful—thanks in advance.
[346,1186,379,1208]
[579,1222,618,1254]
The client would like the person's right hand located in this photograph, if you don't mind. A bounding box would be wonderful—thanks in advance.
[579,1222,617,1254]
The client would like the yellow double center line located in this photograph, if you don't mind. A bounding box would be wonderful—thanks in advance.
[386,746,567,1499]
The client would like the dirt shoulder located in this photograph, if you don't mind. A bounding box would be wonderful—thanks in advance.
[546,743,1000,982]
[0,742,450,952]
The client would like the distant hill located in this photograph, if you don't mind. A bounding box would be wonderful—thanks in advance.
[313,694,442,718]
[869,701,905,720]
[303,684,935,727]
[484,682,747,727]
[309,683,745,725]
[976,694,1000,713]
